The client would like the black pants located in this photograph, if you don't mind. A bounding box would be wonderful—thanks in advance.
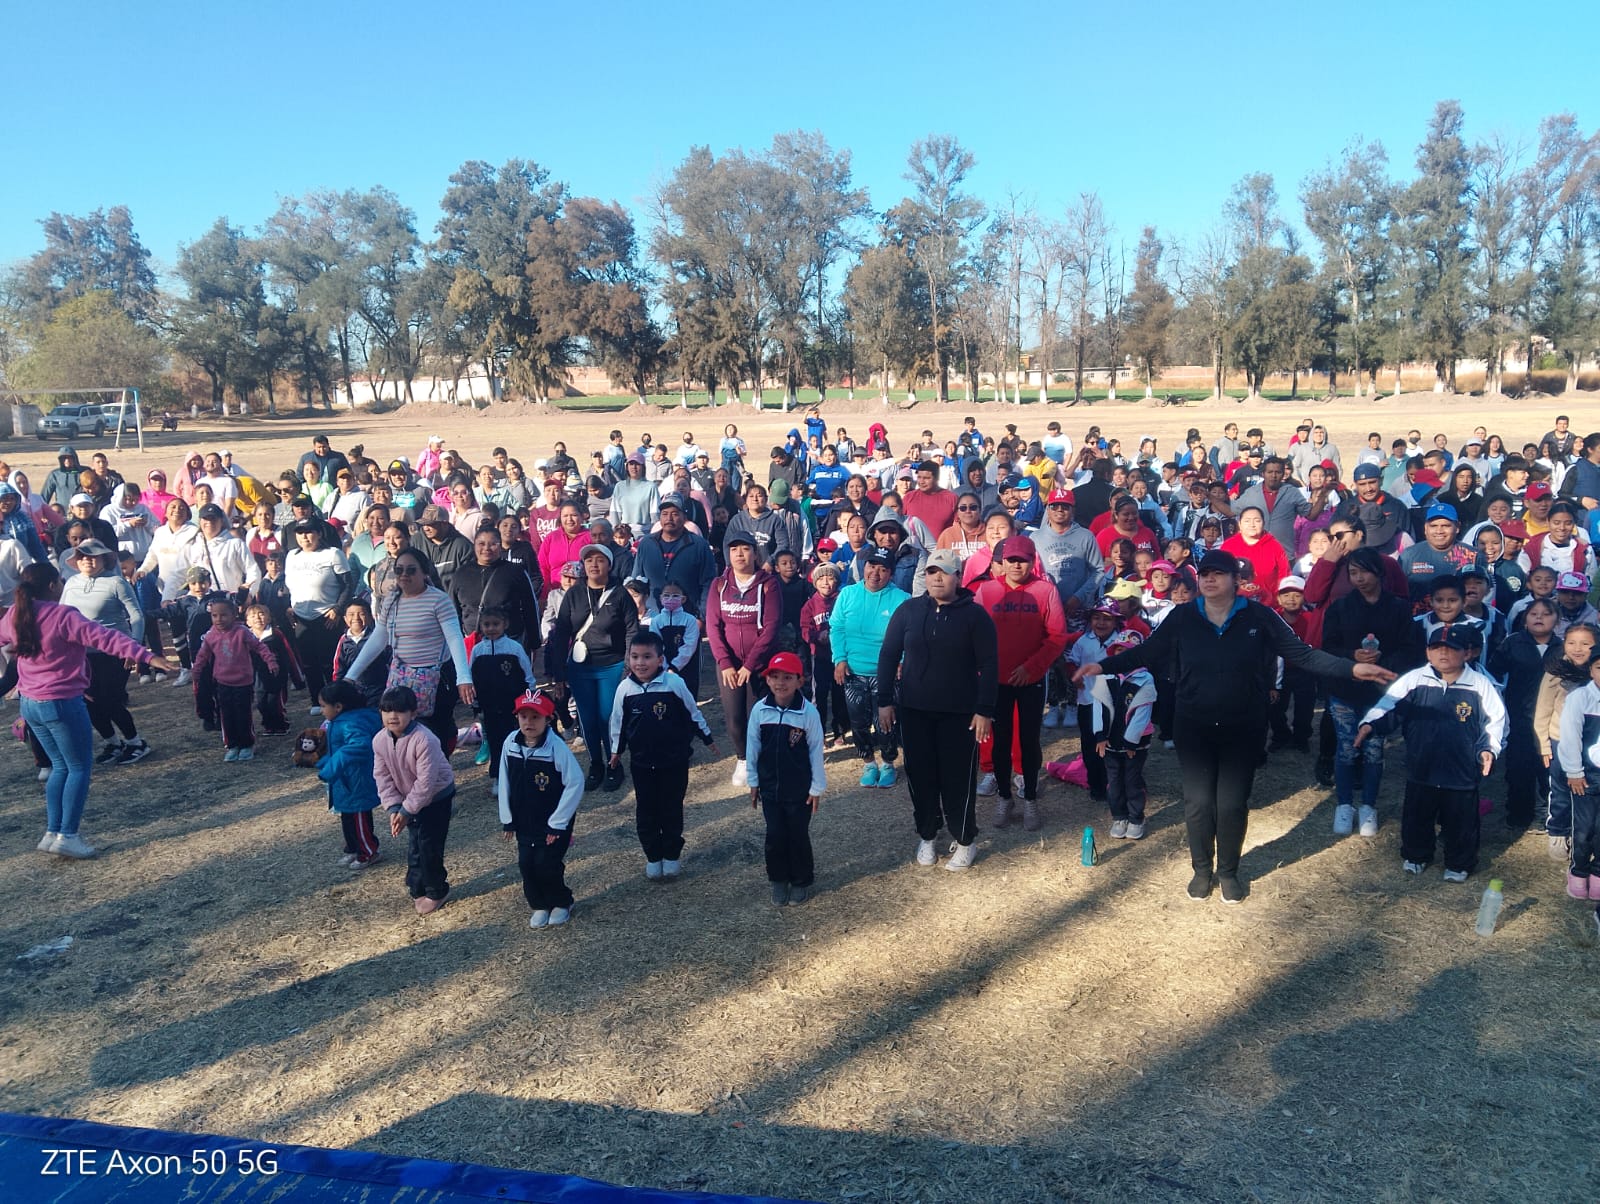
[1174,717,1261,876]
[293,615,340,706]
[900,706,978,846]
[1401,782,1480,873]
[1269,665,1316,746]
[844,672,897,762]
[405,793,453,901]
[516,824,573,911]
[1076,704,1109,800]
[1106,748,1149,823]
[812,654,848,738]
[141,611,165,658]
[216,682,255,749]
[718,675,767,757]
[633,761,688,861]
[763,796,815,886]
[256,675,289,735]
[85,651,137,742]
[423,661,459,755]
[993,680,1045,800]
[1153,676,1175,741]
[482,704,516,782]
[1502,723,1547,828]
[339,810,379,860]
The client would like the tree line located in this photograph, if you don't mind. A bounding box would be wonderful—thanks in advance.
[1,100,1595,413]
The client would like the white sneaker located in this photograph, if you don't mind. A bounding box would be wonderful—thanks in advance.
[1403,860,1426,875]
[52,834,97,859]
[1442,869,1469,884]
[547,906,572,926]
[138,673,153,685]
[915,838,937,866]
[1124,821,1146,840]
[36,767,51,783]
[1110,820,1129,839]
[1358,806,1378,838]
[1549,834,1572,860]
[37,832,60,853]
[945,841,977,871]
[1162,739,1175,749]
[309,706,322,716]
[976,772,997,797]
[173,669,191,686]
[1042,706,1062,729]
[529,910,550,929]
[646,860,664,880]
[662,859,681,879]
[153,671,169,682]
[731,760,749,788]
[335,853,356,866]
[1012,773,1025,798]
[1332,804,1356,836]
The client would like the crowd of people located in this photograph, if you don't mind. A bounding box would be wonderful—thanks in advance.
[3,408,1599,932]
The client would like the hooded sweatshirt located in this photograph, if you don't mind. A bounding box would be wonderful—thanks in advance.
[0,599,151,701]
[42,449,83,508]
[875,587,998,716]
[974,574,1069,684]
[705,566,780,673]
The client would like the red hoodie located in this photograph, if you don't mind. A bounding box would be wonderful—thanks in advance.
[973,576,1068,684]
[705,567,780,673]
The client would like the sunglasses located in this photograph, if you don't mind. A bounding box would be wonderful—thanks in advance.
[957,504,980,512]
[394,565,421,577]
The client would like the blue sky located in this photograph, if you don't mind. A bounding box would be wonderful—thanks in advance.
[4,0,1591,278]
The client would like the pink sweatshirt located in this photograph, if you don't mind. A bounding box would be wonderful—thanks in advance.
[0,600,151,701]
[193,624,278,688]
[372,721,454,814]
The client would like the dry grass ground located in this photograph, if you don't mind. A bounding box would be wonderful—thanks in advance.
[3,393,1600,1203]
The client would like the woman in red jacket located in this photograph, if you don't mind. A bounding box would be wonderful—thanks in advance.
[973,536,1068,830]
[1221,506,1290,597]
[705,533,780,788]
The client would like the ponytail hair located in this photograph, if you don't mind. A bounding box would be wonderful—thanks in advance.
[11,563,61,659]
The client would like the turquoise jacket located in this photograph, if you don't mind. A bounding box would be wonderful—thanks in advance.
[829,580,910,675]
[318,707,383,813]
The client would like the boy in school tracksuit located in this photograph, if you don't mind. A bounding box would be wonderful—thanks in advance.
[1088,630,1158,839]
[469,608,534,786]
[747,651,826,906]
[1357,624,1506,881]
[609,630,717,881]
[1555,657,1600,904]
[374,686,457,915]
[499,689,584,928]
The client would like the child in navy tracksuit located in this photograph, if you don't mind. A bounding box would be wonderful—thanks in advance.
[1555,655,1600,910]
[649,582,701,697]
[316,680,384,867]
[498,689,584,928]
[608,630,716,880]
[1358,625,1506,881]
[159,566,214,676]
[746,651,826,905]
[469,607,534,786]
[1088,630,1158,840]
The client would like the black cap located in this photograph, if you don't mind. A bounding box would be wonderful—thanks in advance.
[1196,550,1240,576]
[293,519,323,534]
[726,531,756,548]
[1427,624,1473,650]
[866,546,895,568]
[196,504,225,521]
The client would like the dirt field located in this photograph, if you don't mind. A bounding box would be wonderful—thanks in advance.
[4,393,1600,1203]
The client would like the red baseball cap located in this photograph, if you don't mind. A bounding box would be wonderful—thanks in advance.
[1046,485,1075,505]
[1526,482,1553,500]
[998,535,1037,562]
[513,690,556,718]
[764,651,804,677]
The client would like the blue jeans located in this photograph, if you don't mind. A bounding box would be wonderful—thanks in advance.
[1330,697,1384,809]
[567,660,626,767]
[21,696,94,837]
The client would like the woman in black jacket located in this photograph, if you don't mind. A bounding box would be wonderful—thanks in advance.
[1076,549,1393,904]
[876,550,998,871]
[547,543,638,790]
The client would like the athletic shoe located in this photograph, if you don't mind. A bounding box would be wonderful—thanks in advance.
[36,832,59,853]
[945,841,976,871]
[349,852,382,871]
[1021,799,1041,831]
[789,884,810,905]
[235,747,254,762]
[1589,876,1600,901]
[1314,759,1334,786]
[547,906,571,926]
[223,748,239,762]
[1217,874,1245,905]
[153,671,168,682]
[309,706,323,716]
[731,759,749,788]
[1442,869,1469,884]
[1110,820,1129,839]
[95,739,124,764]
[1187,870,1213,900]
[1163,739,1175,750]
[584,763,604,790]
[1357,806,1378,838]
[1568,872,1589,900]
[1042,706,1062,729]
[915,838,937,867]
[529,910,550,929]
[335,853,356,866]
[1403,860,1426,875]
[138,673,153,685]
[1124,821,1146,840]
[1012,773,1025,798]
[1332,804,1356,836]
[1062,708,1077,728]
[116,738,151,764]
[646,860,664,881]
[976,772,997,797]
[661,859,681,880]
[604,764,624,791]
[414,896,442,915]
[859,763,881,788]
[172,669,191,686]
[991,797,1013,827]
[474,743,490,765]
[36,767,50,782]
[877,764,897,788]
[1550,835,1572,860]
[771,882,790,906]
[52,834,97,859]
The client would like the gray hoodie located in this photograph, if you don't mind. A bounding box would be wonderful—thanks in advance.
[61,567,144,641]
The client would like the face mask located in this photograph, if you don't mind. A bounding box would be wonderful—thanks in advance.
[661,595,684,612]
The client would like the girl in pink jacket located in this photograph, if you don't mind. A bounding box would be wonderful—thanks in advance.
[373,685,457,914]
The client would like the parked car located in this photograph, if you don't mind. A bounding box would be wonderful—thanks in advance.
[38,405,108,440]
[98,403,141,433]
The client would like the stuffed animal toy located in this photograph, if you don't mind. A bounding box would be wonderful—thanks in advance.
[292,727,327,768]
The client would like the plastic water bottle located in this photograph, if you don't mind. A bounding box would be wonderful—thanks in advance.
[1360,633,1381,654]
[1474,878,1504,936]
[1081,826,1098,867]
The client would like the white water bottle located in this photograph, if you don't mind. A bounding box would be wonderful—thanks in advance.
[1474,878,1504,937]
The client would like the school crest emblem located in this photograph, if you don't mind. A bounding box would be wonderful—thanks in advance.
[1455,701,1473,722]
[534,771,550,790]
[652,700,667,718]
[789,728,804,746]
